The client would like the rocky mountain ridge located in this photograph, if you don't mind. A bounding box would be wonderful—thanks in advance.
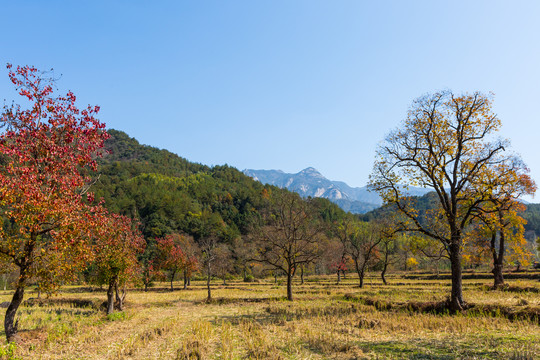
[243,167,431,213]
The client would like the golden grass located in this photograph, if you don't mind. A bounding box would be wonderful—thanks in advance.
[0,273,538,359]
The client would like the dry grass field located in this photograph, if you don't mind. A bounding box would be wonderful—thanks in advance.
[0,272,539,359]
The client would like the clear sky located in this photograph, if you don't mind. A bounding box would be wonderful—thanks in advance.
[2,1,540,200]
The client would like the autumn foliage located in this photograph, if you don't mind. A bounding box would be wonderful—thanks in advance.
[369,91,535,310]
[91,212,145,314]
[0,64,115,341]
[156,233,198,291]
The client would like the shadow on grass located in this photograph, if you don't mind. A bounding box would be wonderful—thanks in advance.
[359,339,488,360]
[342,293,540,325]
[196,296,286,306]
[19,307,96,317]
[23,297,98,309]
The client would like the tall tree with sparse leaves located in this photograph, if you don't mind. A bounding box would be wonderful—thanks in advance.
[369,91,534,310]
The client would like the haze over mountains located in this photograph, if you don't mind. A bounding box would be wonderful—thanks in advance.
[243,167,431,214]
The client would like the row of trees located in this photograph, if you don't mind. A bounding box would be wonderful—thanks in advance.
[1,65,536,341]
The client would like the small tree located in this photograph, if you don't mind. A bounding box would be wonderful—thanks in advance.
[346,221,382,288]
[378,233,400,285]
[176,235,199,289]
[92,213,144,315]
[0,65,109,342]
[253,191,324,301]
[200,236,218,302]
[323,237,347,284]
[139,242,164,292]
[232,236,256,282]
[372,216,400,285]
[156,234,187,291]
[214,243,232,285]
[468,200,532,288]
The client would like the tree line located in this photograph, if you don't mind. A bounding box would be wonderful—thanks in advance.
[0,65,538,342]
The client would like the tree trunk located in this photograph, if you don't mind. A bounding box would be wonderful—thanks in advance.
[491,232,504,288]
[4,285,25,343]
[355,256,368,288]
[170,269,176,291]
[183,270,188,290]
[449,242,464,311]
[342,269,346,279]
[115,283,126,311]
[381,262,388,285]
[144,281,148,292]
[492,263,504,288]
[300,266,304,285]
[381,246,389,285]
[206,264,212,302]
[4,263,31,343]
[106,275,117,315]
[359,264,366,288]
[353,258,364,288]
[336,270,341,284]
[286,270,293,301]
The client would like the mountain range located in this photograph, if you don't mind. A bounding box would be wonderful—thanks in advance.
[243,167,431,214]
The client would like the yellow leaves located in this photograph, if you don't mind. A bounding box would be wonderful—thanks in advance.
[406,257,419,269]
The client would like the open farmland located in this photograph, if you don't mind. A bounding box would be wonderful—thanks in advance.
[1,272,538,360]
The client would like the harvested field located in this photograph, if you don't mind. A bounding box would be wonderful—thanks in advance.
[0,272,539,359]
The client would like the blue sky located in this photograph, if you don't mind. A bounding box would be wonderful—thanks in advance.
[2,1,540,200]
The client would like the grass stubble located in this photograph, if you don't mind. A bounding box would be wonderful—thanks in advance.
[0,273,538,359]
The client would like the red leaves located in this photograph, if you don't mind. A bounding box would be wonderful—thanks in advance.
[156,234,199,275]
[0,64,113,290]
[156,234,188,271]
[92,211,145,283]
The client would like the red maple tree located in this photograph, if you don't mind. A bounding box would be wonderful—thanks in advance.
[0,64,109,341]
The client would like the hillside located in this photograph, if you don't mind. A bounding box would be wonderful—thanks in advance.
[92,130,346,240]
[361,192,540,247]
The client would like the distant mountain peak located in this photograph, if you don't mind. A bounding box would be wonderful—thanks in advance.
[297,167,324,178]
[299,167,319,173]
[243,167,432,214]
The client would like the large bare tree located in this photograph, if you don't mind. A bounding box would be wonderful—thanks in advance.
[369,91,534,310]
[253,191,325,301]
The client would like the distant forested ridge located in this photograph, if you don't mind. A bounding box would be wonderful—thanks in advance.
[92,129,345,241]
[522,203,540,241]
[361,192,540,247]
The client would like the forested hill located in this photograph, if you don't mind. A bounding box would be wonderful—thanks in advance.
[361,192,540,244]
[91,129,345,241]
[91,129,540,246]
[99,129,209,176]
